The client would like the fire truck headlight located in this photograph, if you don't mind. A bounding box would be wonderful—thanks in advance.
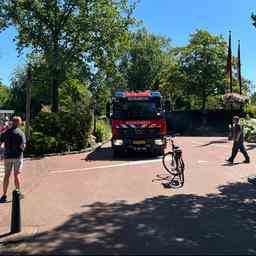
[154,139,164,145]
[113,139,123,146]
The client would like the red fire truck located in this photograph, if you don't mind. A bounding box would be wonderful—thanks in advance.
[106,90,170,157]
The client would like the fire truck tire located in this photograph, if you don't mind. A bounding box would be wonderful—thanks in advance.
[113,149,122,158]
[155,149,164,156]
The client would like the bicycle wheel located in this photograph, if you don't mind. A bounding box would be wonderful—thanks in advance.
[162,152,179,175]
[178,157,185,185]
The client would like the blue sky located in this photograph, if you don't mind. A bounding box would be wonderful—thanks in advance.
[133,0,256,92]
[0,0,256,90]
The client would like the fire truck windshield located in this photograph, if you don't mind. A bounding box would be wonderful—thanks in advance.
[113,100,162,120]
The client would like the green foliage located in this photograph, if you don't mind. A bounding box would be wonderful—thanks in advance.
[0,0,137,112]
[119,28,172,91]
[95,85,112,117]
[26,132,58,155]
[206,95,225,110]
[244,104,256,118]
[240,118,256,142]
[0,84,10,107]
[250,92,256,105]
[160,62,186,110]
[59,78,91,112]
[174,30,227,110]
[7,62,92,117]
[95,120,111,143]
[6,58,51,117]
[26,109,92,155]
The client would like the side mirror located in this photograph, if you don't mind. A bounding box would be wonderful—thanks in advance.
[106,102,111,119]
[164,100,171,111]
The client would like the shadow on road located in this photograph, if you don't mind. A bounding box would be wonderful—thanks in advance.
[3,182,256,255]
[221,162,241,167]
[199,139,229,147]
[246,143,256,151]
[85,146,160,162]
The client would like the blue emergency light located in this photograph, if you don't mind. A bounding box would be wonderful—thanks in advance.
[150,91,161,97]
[115,91,125,98]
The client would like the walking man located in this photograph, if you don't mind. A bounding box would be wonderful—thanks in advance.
[0,116,26,203]
[226,116,250,164]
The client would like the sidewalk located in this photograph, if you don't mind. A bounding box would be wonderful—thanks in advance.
[0,157,48,253]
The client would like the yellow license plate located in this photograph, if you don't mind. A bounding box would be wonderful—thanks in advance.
[133,140,146,145]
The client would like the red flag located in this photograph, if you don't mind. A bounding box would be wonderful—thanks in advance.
[226,31,233,92]
[237,40,242,95]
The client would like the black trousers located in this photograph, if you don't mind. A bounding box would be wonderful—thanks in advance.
[229,142,250,161]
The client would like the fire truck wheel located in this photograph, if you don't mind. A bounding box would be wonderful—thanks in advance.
[155,149,164,157]
[113,149,123,158]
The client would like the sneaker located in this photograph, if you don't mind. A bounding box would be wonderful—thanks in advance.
[225,159,233,164]
[243,160,250,164]
[0,195,7,203]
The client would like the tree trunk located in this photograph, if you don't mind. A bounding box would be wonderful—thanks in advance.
[202,96,207,111]
[51,75,59,112]
[51,37,59,113]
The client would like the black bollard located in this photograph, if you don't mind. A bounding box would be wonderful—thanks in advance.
[10,189,21,234]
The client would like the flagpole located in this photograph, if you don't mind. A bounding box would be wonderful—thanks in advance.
[229,31,233,93]
[238,40,242,95]
[238,40,243,112]
[227,30,233,111]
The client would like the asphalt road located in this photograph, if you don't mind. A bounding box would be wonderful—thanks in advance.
[1,137,256,255]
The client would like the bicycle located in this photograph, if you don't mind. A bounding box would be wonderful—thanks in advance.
[161,136,185,188]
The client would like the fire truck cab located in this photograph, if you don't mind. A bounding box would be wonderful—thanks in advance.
[106,90,170,157]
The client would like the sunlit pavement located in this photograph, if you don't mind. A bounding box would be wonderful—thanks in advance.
[1,137,256,255]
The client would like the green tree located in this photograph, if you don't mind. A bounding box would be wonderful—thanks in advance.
[160,61,187,110]
[59,78,91,112]
[251,92,256,105]
[118,28,172,91]
[0,0,136,112]
[6,53,52,117]
[175,30,227,110]
[0,83,10,108]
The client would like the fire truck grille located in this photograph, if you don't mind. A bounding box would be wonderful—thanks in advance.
[118,128,161,138]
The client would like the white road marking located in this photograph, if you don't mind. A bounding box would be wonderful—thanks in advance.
[49,158,162,174]
[213,144,229,148]
[198,160,208,163]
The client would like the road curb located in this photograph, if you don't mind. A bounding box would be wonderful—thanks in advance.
[24,140,110,161]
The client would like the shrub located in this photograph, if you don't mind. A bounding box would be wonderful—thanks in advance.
[95,120,111,143]
[26,109,92,155]
[240,118,256,142]
[244,104,256,118]
[25,79,93,155]
[26,132,58,155]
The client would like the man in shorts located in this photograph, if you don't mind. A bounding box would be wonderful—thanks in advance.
[0,116,26,203]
